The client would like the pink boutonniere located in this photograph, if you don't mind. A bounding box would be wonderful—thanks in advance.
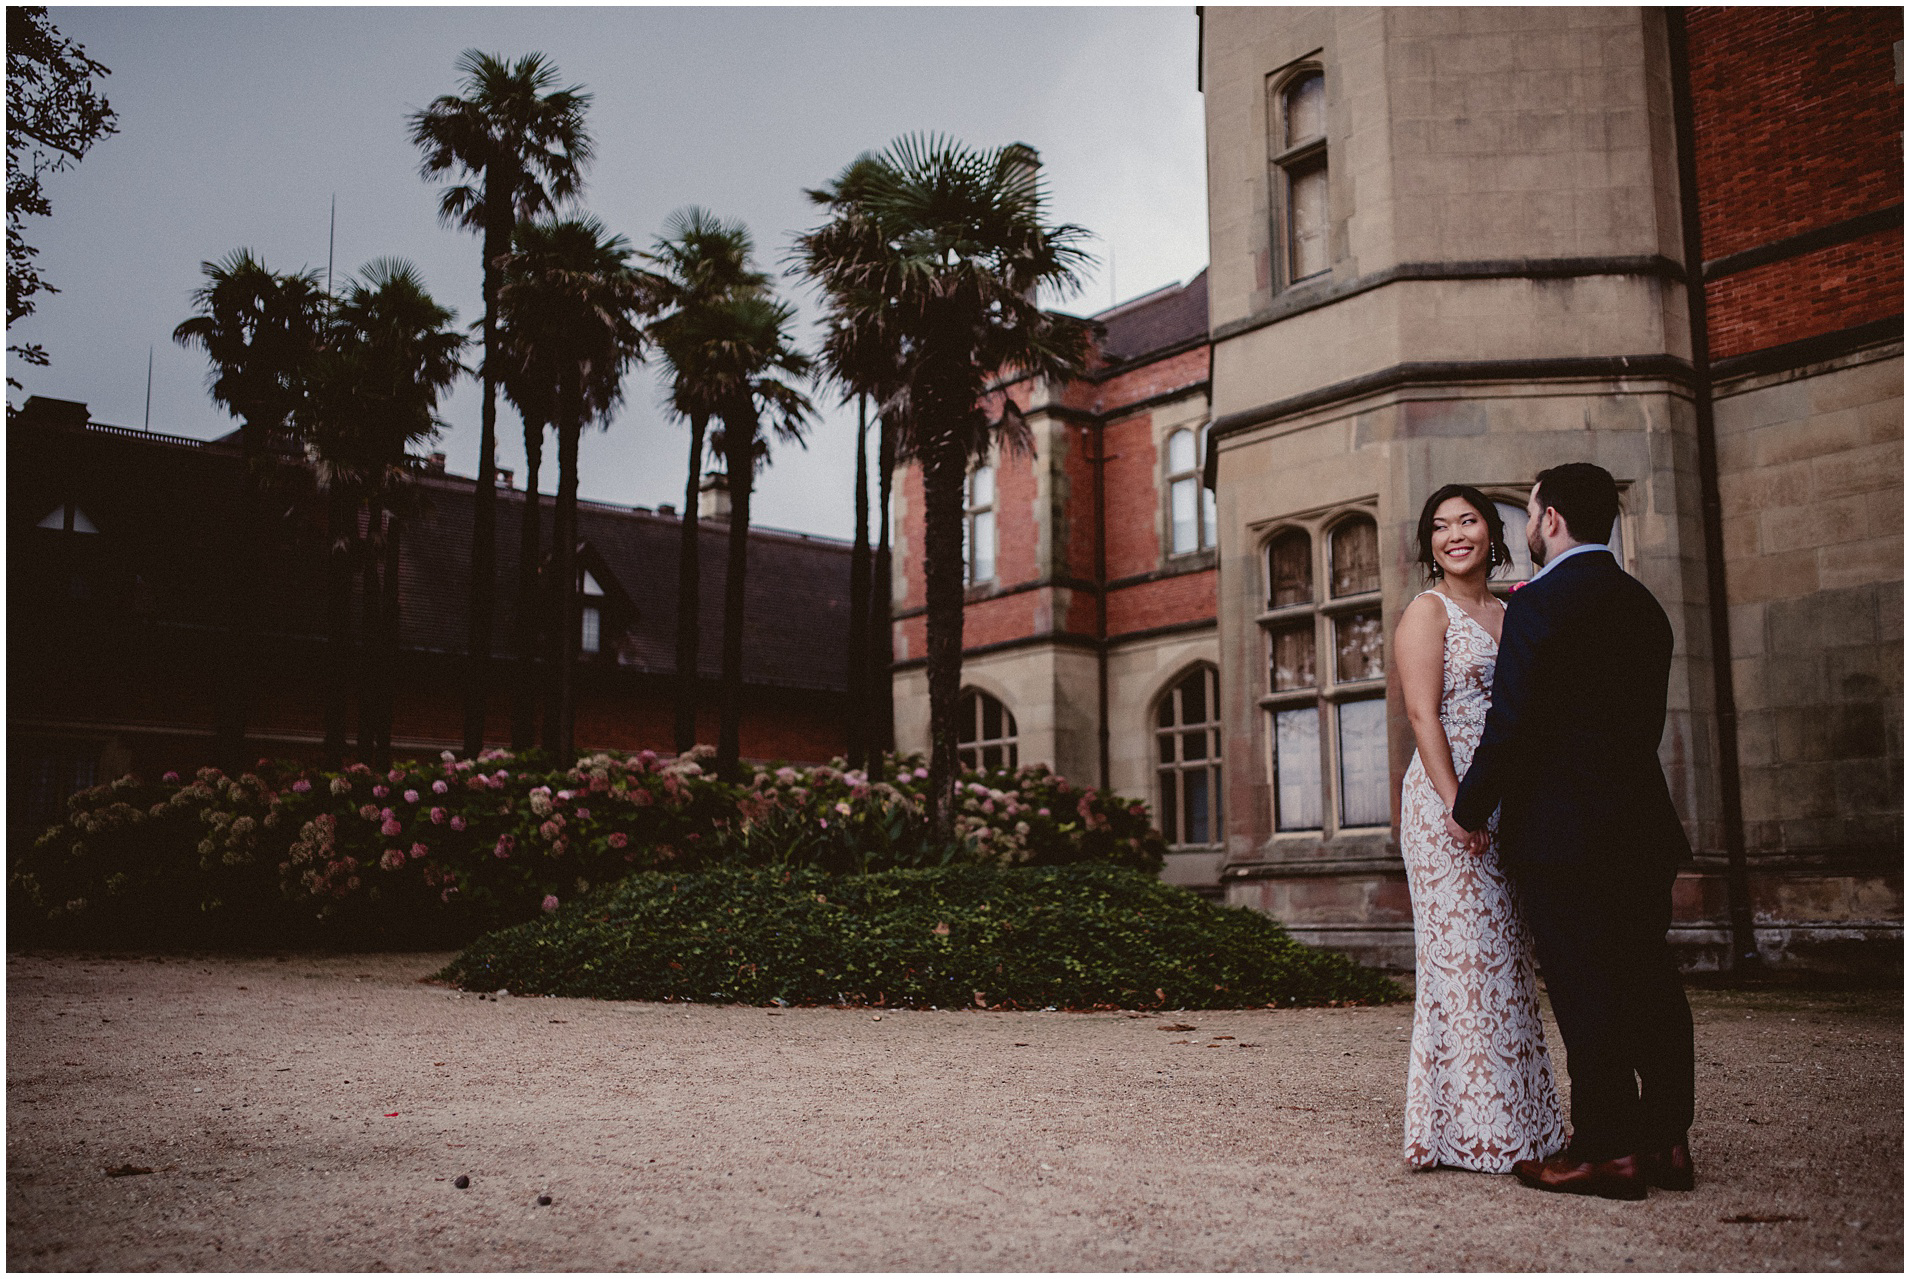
[1509,580,1527,592]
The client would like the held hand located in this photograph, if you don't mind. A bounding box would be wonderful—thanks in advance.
[1443,810,1489,855]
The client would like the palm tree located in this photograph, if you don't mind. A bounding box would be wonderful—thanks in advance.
[409,49,593,760]
[796,136,1094,838]
[496,216,649,763]
[297,260,465,767]
[641,207,771,755]
[704,291,814,780]
[495,280,558,752]
[173,249,326,774]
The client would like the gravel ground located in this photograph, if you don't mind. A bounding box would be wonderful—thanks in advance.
[6,949,1901,1272]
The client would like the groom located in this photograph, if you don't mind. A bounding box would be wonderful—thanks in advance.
[1449,462,1695,1201]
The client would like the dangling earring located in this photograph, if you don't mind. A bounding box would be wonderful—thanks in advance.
[1429,561,1444,580]
[1488,544,1501,567]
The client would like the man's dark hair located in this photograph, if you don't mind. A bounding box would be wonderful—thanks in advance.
[1534,462,1620,545]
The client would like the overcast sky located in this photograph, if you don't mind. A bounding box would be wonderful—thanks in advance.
[13,6,1209,540]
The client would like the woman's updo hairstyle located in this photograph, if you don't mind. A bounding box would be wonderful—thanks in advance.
[1415,484,1513,580]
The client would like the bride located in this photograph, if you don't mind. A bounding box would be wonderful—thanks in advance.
[1395,484,1566,1172]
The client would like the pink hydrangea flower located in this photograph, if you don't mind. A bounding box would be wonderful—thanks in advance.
[913,767,929,780]
[575,807,591,820]
[381,818,403,837]
[430,807,447,825]
[450,815,467,832]
[162,771,180,783]
[403,789,420,805]
[542,895,560,913]
[835,801,853,816]
[372,785,389,799]
[359,804,380,822]
[432,780,449,795]
[1038,807,1051,818]
[380,849,405,871]
[388,769,405,784]
[607,832,628,849]
[409,842,428,860]
[494,834,515,858]
[291,779,312,794]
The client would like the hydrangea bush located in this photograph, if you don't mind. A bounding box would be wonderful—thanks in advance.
[12,748,1167,946]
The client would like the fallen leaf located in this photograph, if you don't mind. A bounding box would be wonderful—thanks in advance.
[549,1019,567,1024]
[932,922,950,936]
[1158,1023,1196,1032]
[105,1164,153,1177]
[1212,1036,1235,1041]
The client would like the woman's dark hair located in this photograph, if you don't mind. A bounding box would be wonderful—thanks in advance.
[1534,462,1620,545]
[1415,484,1512,580]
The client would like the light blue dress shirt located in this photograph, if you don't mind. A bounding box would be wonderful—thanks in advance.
[1526,541,1609,585]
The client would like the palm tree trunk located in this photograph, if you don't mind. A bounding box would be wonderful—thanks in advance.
[870,411,896,782]
[552,412,582,765]
[511,421,545,750]
[322,484,355,767]
[378,513,403,767]
[217,421,264,775]
[357,497,384,761]
[717,423,755,781]
[921,426,968,842]
[462,196,510,759]
[671,411,708,754]
[845,395,871,771]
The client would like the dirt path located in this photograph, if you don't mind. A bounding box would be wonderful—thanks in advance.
[6,950,1900,1271]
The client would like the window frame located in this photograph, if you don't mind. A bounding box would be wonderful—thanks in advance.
[1254,505,1389,837]
[956,688,1019,773]
[1268,64,1331,291]
[963,459,998,587]
[1154,664,1223,851]
[1163,422,1219,558]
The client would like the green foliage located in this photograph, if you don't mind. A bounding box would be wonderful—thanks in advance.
[11,750,1165,948]
[441,864,1404,1009]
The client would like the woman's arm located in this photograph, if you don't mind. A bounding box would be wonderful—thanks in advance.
[1395,593,1462,809]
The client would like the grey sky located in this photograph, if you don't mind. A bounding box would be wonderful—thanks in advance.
[13,6,1208,540]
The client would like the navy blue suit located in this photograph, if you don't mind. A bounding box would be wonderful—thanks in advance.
[1453,549,1694,1160]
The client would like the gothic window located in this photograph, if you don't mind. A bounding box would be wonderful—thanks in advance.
[964,463,997,585]
[1165,425,1218,555]
[1156,666,1222,849]
[1259,509,1388,833]
[580,569,605,655]
[1271,68,1329,286]
[956,689,1018,772]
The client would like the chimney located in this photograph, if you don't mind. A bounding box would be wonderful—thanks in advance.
[698,470,730,520]
[494,467,514,489]
[656,503,677,518]
[18,396,90,430]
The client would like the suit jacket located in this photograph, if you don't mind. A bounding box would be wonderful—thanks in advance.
[1452,550,1692,869]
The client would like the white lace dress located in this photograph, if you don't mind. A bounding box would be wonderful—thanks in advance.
[1399,589,1566,1172]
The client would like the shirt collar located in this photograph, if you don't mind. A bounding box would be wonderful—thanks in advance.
[1527,541,1609,584]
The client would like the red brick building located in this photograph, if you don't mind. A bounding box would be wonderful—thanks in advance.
[899,6,1902,971]
[10,396,855,834]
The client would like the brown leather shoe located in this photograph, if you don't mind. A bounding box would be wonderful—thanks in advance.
[1642,1142,1695,1191]
[1512,1151,1649,1201]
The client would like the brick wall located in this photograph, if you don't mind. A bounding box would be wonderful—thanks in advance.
[1707,230,1905,360]
[1689,6,1904,358]
[1106,570,1218,639]
[1687,7,1903,257]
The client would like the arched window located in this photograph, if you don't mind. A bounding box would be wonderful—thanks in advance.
[964,463,996,585]
[1165,425,1217,555]
[1156,666,1222,848]
[1259,507,1388,833]
[957,690,1018,772]
[1271,68,1329,286]
[579,569,605,655]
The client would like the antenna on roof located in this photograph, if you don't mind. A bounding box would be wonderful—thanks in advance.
[143,345,153,431]
[325,193,337,301]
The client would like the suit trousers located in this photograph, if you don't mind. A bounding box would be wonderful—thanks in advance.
[1513,855,1694,1161]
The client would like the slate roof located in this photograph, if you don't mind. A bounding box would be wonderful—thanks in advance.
[13,401,853,694]
[1091,268,1209,367]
